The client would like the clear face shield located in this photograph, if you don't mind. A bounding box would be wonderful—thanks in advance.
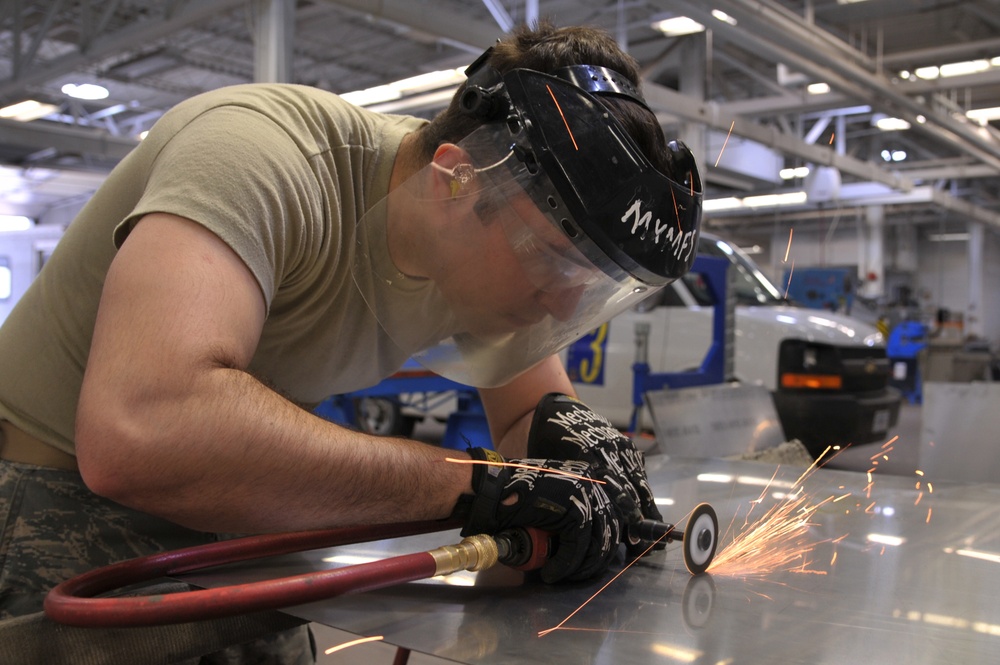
[352,60,702,388]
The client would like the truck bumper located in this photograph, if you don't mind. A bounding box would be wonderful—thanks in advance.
[773,387,902,458]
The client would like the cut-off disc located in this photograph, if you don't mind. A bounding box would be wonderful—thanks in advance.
[683,503,718,575]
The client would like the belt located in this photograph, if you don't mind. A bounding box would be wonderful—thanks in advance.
[0,421,79,471]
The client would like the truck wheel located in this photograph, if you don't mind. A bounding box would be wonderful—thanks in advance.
[353,397,416,437]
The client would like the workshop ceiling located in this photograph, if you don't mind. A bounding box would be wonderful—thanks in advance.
[0,0,998,237]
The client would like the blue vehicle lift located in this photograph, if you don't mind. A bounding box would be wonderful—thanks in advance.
[314,362,490,450]
[628,255,733,432]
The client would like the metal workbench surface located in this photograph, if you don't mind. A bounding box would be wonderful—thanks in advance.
[185,454,1000,664]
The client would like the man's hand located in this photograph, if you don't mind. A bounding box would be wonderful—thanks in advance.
[458,448,623,583]
[527,393,663,554]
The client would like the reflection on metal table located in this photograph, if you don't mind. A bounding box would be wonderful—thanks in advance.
[182,455,1000,664]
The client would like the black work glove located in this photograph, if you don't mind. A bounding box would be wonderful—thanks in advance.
[458,448,624,584]
[527,393,664,555]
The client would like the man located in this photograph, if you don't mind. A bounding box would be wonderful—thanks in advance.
[0,21,701,661]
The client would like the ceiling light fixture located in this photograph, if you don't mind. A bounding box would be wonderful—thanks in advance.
[710,10,737,26]
[967,106,1000,124]
[0,100,59,121]
[874,115,911,131]
[744,191,808,208]
[61,83,110,100]
[807,82,831,94]
[0,214,33,232]
[651,16,706,37]
[780,166,810,180]
[703,191,808,211]
[341,67,467,107]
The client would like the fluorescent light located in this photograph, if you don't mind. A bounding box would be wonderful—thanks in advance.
[711,10,737,26]
[949,548,1000,564]
[881,148,907,162]
[341,67,466,107]
[939,59,991,78]
[61,83,109,100]
[744,191,807,208]
[916,59,992,80]
[651,17,705,37]
[0,100,59,121]
[702,197,743,212]
[807,82,831,94]
[874,115,911,131]
[705,191,808,212]
[928,232,970,242]
[0,215,33,232]
[0,263,10,299]
[967,106,1000,124]
[780,166,810,180]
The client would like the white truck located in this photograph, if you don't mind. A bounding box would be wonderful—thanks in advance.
[563,233,902,458]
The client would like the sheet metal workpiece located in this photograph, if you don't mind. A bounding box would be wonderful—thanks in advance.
[184,456,1000,664]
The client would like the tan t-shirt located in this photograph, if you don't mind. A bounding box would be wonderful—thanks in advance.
[0,83,428,454]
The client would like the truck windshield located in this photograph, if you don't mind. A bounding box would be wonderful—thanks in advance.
[698,236,785,306]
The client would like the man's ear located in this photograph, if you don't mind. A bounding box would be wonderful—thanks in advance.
[431,143,479,199]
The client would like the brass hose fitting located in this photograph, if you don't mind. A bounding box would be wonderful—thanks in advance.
[429,534,499,575]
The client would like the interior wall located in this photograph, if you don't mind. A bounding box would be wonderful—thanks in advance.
[913,230,999,348]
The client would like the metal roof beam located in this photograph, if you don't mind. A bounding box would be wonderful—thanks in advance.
[0,0,249,103]
[0,118,137,162]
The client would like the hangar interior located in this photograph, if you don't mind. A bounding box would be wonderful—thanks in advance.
[1,2,1000,664]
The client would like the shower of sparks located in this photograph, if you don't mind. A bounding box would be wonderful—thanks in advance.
[706,447,846,578]
[829,132,835,145]
[537,433,938,636]
[708,436,939,579]
[714,121,735,167]
[784,228,794,262]
[324,635,384,655]
[443,458,606,484]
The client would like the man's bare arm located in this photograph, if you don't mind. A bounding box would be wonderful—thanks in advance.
[478,355,576,458]
[76,213,471,534]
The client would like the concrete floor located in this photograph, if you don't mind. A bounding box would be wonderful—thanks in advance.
[310,401,926,664]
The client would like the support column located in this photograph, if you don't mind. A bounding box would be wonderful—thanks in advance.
[860,205,885,299]
[967,222,985,339]
[678,33,709,185]
[253,0,294,84]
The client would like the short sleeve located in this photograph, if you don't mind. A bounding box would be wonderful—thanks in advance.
[113,106,326,308]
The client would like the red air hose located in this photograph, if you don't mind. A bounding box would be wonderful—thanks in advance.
[45,518,467,628]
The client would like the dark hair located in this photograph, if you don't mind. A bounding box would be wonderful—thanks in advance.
[417,21,674,177]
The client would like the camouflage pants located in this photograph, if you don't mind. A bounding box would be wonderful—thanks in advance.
[0,460,314,664]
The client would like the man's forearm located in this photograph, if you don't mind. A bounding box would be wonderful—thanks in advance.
[77,366,472,534]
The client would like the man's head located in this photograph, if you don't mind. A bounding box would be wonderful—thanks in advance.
[418,22,673,180]
[356,21,702,387]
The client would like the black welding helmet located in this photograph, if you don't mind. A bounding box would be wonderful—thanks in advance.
[352,49,703,388]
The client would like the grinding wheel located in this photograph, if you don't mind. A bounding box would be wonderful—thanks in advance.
[683,503,718,575]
